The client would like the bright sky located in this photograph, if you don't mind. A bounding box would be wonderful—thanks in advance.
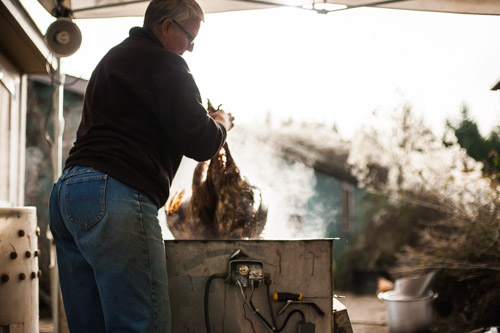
[24,0,500,139]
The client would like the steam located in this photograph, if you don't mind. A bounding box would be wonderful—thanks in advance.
[162,124,323,240]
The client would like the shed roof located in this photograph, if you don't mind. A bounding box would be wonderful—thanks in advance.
[0,0,56,74]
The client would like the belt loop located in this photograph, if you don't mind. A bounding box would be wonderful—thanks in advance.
[61,166,73,179]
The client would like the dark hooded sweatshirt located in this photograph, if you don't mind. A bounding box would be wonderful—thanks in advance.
[65,27,226,208]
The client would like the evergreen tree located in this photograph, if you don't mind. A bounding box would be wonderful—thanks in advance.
[448,106,500,178]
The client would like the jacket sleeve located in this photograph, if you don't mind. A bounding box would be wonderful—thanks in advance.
[150,58,227,162]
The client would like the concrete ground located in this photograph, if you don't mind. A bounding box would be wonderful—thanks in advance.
[341,292,389,333]
[39,293,388,332]
[39,318,53,333]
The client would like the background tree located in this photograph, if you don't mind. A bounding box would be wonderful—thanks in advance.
[448,105,500,179]
[347,104,500,331]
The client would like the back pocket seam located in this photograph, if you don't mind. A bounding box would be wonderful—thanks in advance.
[65,175,108,230]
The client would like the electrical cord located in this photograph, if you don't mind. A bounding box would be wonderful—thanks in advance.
[247,281,275,331]
[204,273,226,333]
[249,281,256,300]
[242,299,257,333]
[249,298,275,330]
[237,280,274,333]
[205,272,306,333]
[265,275,278,330]
[276,309,306,332]
[238,279,304,333]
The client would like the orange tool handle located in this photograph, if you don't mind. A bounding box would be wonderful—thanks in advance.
[272,292,303,302]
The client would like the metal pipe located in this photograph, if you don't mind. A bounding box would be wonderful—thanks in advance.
[49,56,65,333]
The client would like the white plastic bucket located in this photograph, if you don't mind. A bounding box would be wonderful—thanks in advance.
[378,290,438,333]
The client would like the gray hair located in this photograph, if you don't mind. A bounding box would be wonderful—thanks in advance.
[143,0,204,30]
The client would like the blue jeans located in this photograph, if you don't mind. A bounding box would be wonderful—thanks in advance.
[49,166,171,332]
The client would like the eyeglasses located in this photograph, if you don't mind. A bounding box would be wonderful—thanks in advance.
[171,19,195,45]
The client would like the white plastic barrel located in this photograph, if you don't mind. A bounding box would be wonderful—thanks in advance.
[0,207,39,333]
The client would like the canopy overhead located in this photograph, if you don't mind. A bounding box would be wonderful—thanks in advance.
[38,0,275,18]
[37,0,500,19]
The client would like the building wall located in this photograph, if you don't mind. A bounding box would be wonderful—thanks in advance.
[305,171,367,289]
[0,52,27,207]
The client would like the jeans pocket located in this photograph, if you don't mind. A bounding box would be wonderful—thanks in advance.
[65,174,108,230]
